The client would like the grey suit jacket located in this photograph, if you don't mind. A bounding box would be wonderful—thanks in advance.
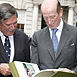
[0,29,30,77]
[31,22,77,73]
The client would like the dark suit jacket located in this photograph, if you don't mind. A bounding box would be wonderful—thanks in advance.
[31,22,77,73]
[0,29,30,77]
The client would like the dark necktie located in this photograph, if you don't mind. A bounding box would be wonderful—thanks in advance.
[52,28,58,56]
[4,35,11,63]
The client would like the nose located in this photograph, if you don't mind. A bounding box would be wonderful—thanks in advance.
[47,18,52,24]
[10,24,15,30]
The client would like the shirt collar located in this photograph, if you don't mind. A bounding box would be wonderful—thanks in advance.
[57,19,63,32]
[0,31,4,37]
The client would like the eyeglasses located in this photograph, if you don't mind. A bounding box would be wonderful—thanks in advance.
[3,21,17,26]
[43,14,58,20]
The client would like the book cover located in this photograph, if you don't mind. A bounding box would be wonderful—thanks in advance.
[51,71,77,77]
[34,69,77,77]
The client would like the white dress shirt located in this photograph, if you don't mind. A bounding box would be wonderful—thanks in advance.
[0,31,14,62]
[49,19,63,43]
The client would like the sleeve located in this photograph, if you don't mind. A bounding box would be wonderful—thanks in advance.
[31,33,39,66]
[24,34,30,62]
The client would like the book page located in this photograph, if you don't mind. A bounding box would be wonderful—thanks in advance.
[14,61,40,77]
[14,61,28,77]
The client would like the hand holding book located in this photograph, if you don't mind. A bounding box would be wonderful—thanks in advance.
[58,68,74,73]
[0,63,11,76]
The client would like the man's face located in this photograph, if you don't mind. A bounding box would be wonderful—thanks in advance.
[0,14,17,36]
[42,8,63,29]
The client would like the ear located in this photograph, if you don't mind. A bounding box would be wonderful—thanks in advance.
[59,8,63,17]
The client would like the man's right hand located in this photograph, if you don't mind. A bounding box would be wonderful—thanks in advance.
[0,63,11,76]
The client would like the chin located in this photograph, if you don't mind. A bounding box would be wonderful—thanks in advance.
[49,26,56,29]
[8,32,14,36]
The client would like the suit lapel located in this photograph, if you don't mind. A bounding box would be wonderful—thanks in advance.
[43,27,55,60]
[13,29,21,60]
[56,23,69,59]
[0,37,8,62]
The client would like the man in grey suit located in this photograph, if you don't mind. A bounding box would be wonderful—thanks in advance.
[0,3,30,77]
[31,0,77,73]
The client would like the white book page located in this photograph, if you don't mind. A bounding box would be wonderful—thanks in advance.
[21,62,40,77]
[41,69,61,72]
[14,61,40,77]
[14,61,28,77]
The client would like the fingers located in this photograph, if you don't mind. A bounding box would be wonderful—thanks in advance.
[0,67,11,76]
[0,63,11,76]
[58,68,74,73]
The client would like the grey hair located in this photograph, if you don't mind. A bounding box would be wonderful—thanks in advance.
[0,3,18,23]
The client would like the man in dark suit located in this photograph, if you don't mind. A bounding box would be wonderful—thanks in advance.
[31,0,77,73]
[0,3,30,77]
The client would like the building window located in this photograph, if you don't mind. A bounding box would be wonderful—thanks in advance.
[17,24,24,31]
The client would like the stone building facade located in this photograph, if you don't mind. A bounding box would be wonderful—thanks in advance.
[0,0,77,37]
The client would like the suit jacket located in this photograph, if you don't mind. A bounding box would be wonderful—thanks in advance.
[31,22,77,73]
[0,29,30,77]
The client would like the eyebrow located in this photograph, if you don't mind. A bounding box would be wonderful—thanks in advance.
[4,21,17,26]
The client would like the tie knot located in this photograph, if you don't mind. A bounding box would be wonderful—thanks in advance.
[4,35,9,40]
[52,28,58,34]
[4,35,8,38]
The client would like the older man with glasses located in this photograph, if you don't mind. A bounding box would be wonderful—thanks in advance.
[31,0,77,73]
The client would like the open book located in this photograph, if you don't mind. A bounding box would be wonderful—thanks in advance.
[9,61,77,77]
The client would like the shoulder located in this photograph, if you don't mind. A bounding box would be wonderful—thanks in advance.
[64,22,77,31]
[34,27,48,36]
[14,29,29,39]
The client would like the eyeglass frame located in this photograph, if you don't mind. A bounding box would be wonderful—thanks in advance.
[43,13,58,21]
